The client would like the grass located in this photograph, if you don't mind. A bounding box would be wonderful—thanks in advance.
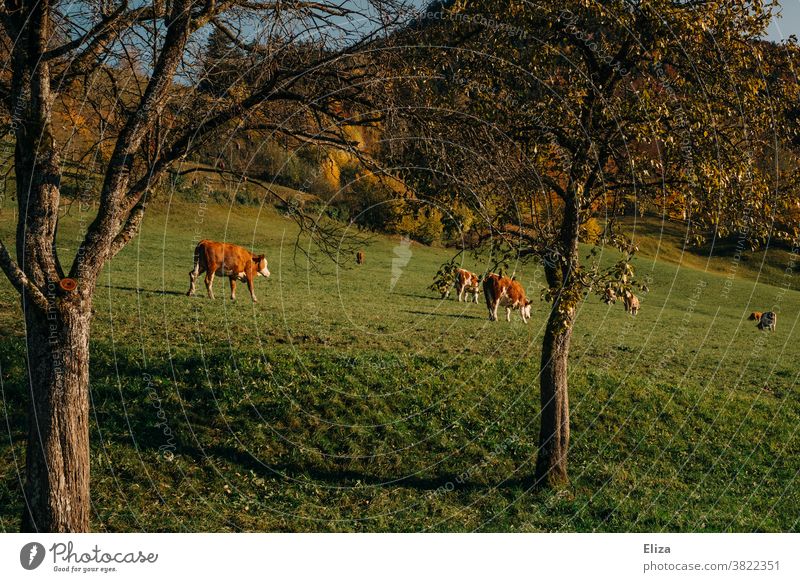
[0,197,798,532]
[619,214,798,289]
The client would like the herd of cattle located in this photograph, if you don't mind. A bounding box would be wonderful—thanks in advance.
[443,267,634,322]
[184,240,778,331]
[442,268,533,322]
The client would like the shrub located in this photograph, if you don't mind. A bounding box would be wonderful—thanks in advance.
[396,206,444,245]
[580,217,604,244]
[441,201,477,244]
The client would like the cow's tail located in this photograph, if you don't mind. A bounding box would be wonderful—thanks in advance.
[187,242,204,296]
[191,242,204,275]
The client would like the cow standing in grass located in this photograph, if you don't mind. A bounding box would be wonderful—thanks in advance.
[623,290,640,315]
[188,240,270,302]
[483,273,533,322]
[454,268,481,303]
[757,311,777,332]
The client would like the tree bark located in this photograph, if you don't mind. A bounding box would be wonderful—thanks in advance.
[20,291,92,532]
[535,188,581,488]
[535,293,574,487]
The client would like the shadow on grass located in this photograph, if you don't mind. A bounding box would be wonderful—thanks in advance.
[391,292,445,302]
[177,441,540,494]
[402,310,484,321]
[104,285,186,297]
[0,344,548,533]
[84,348,539,493]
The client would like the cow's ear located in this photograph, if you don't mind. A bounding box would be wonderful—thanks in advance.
[254,255,264,262]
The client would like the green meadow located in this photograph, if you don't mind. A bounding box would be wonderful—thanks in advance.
[1,196,798,532]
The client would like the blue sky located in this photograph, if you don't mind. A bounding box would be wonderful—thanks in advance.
[767,0,800,41]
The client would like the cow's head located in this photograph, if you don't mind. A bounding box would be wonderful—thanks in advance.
[254,255,270,277]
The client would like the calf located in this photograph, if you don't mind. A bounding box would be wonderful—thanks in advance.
[356,250,365,265]
[483,273,532,322]
[623,290,640,315]
[454,268,481,303]
[748,311,763,322]
[187,239,270,302]
[757,311,777,332]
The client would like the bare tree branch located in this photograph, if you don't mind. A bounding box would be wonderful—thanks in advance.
[0,238,50,311]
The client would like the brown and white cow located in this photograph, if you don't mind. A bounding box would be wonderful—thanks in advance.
[483,273,532,322]
[757,311,777,332]
[454,268,481,303]
[623,290,640,315]
[187,240,270,302]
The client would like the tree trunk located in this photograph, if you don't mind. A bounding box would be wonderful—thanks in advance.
[535,299,574,487]
[20,291,92,532]
[535,189,580,488]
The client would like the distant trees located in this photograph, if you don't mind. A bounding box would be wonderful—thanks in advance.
[199,27,245,96]
[0,0,408,532]
[391,0,800,486]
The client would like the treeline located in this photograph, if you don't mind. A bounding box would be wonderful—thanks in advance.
[3,2,798,253]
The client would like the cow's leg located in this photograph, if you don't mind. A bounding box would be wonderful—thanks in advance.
[187,266,201,297]
[457,285,464,302]
[229,277,237,301]
[187,255,202,296]
[247,275,258,303]
[490,301,499,321]
[204,271,215,299]
[506,307,512,322]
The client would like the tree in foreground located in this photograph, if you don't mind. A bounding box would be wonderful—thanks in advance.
[0,0,407,532]
[392,0,800,486]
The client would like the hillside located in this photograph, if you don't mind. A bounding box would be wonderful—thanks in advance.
[621,215,797,291]
[0,200,798,531]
